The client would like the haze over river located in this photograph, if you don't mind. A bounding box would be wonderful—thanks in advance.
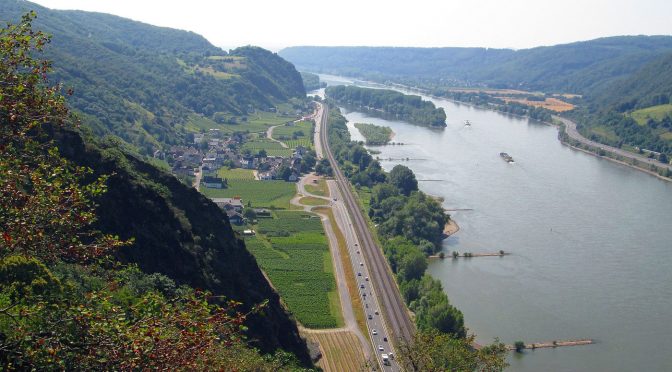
[315,75,672,371]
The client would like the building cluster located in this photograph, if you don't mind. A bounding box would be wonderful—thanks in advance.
[155,127,311,188]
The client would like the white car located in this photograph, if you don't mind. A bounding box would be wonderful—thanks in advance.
[378,345,384,352]
[372,329,378,335]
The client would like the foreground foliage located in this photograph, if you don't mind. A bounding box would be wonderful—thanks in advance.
[0,14,311,370]
[398,329,507,372]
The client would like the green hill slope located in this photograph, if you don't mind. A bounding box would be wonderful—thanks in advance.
[280,36,672,94]
[2,1,305,154]
[53,128,312,365]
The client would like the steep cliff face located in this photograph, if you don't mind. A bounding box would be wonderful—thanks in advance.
[54,128,311,365]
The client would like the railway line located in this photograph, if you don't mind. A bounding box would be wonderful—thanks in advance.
[317,102,415,347]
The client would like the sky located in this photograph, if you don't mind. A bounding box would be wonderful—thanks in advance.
[30,0,672,51]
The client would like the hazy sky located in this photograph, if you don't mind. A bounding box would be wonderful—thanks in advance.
[30,0,672,51]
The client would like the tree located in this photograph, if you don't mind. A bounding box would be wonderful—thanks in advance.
[398,329,508,372]
[514,341,526,353]
[1,12,125,264]
[398,249,427,282]
[389,164,418,196]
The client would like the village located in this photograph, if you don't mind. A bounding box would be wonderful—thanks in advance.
[152,109,321,226]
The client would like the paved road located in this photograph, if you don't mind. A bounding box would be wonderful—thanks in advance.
[555,115,672,171]
[290,173,372,362]
[312,104,324,159]
[316,102,414,370]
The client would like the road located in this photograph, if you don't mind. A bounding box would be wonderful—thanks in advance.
[266,124,289,148]
[316,102,415,370]
[192,165,203,190]
[554,115,672,172]
[290,174,372,362]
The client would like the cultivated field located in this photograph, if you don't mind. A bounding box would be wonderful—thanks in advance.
[200,180,295,209]
[497,97,575,112]
[304,330,367,372]
[247,211,342,328]
[184,111,296,135]
[272,120,314,149]
[242,138,293,157]
[216,167,255,180]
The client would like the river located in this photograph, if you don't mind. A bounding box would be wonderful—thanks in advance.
[312,75,672,371]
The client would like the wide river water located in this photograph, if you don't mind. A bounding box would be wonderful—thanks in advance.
[314,75,672,371]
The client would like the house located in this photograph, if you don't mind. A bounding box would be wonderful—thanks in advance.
[242,155,255,169]
[294,145,307,156]
[288,173,299,182]
[202,176,224,189]
[226,209,244,225]
[259,171,275,180]
[212,197,244,212]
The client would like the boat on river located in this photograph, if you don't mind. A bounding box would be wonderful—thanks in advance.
[500,152,514,163]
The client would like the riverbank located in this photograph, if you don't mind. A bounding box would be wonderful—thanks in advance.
[336,79,672,372]
[365,78,672,183]
[443,218,459,238]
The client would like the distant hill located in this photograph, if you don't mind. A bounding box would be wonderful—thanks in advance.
[280,37,672,94]
[1,1,305,154]
[281,38,672,156]
[569,52,672,155]
[591,52,672,112]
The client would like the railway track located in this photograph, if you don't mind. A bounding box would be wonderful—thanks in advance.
[318,103,415,345]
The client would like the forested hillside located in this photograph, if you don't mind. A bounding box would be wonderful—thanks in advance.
[281,37,672,93]
[53,128,312,364]
[1,1,305,155]
[0,14,311,368]
[567,52,672,155]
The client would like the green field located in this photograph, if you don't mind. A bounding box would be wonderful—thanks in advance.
[242,138,293,157]
[589,125,619,142]
[216,167,255,180]
[354,122,393,145]
[246,211,342,328]
[631,104,672,125]
[304,179,329,197]
[184,113,222,132]
[184,111,297,135]
[200,180,295,209]
[299,196,328,206]
[271,120,313,147]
